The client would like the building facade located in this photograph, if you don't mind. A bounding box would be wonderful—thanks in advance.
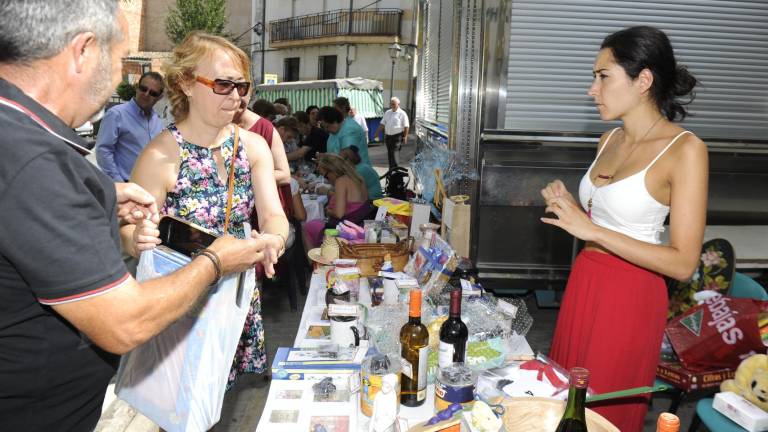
[261,0,419,113]
[119,0,257,83]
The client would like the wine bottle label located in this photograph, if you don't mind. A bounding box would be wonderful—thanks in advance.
[416,388,426,401]
[417,346,428,389]
[401,358,413,380]
[438,341,455,368]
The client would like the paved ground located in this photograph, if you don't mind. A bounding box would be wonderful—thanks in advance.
[95,139,701,432]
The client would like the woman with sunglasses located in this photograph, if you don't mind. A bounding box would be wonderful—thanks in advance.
[122,32,289,392]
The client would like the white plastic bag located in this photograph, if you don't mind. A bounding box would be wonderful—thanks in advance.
[116,247,255,432]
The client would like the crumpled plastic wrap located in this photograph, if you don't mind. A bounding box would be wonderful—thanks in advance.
[409,140,479,207]
[365,303,408,357]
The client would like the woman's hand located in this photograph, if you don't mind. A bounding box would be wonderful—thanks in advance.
[132,217,161,254]
[540,180,598,241]
[252,231,284,278]
[540,180,579,208]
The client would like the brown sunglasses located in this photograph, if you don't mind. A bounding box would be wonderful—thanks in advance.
[195,76,250,97]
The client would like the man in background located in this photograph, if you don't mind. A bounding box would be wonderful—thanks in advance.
[374,96,410,168]
[96,71,164,181]
[318,105,370,166]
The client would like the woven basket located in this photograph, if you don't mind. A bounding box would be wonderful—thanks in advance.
[337,238,413,276]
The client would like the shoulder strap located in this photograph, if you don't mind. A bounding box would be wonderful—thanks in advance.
[222,124,239,233]
[645,130,692,170]
[595,127,621,159]
[167,124,185,147]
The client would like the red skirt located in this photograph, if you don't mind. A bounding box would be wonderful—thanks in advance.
[550,250,668,432]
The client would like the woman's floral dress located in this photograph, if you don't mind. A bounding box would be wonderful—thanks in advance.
[163,124,267,389]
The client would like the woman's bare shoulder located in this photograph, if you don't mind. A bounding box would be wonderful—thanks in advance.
[140,130,178,164]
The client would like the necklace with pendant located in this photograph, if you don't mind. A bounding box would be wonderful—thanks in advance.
[587,115,663,219]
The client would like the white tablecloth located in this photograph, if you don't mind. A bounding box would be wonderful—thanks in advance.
[302,194,328,222]
[252,271,535,431]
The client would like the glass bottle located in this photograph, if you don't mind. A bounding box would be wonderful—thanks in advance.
[555,367,589,432]
[656,412,680,432]
[400,289,429,407]
[438,288,468,368]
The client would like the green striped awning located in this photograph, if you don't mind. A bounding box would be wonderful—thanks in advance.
[338,88,384,118]
[253,78,384,118]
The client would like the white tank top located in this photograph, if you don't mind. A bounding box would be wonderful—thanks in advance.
[578,128,692,244]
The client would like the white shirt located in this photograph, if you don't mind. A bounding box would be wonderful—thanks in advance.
[352,112,369,143]
[352,112,368,133]
[381,107,409,136]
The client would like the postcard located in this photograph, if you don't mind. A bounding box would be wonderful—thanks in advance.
[269,409,299,423]
[308,415,349,432]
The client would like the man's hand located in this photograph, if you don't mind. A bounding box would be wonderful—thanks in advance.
[208,235,267,275]
[116,182,159,226]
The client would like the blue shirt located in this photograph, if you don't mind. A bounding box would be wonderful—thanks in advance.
[326,117,370,166]
[95,99,163,181]
[356,163,383,200]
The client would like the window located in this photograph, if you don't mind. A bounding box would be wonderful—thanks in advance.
[283,57,300,82]
[318,55,337,80]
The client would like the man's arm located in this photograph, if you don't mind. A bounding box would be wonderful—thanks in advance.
[94,109,123,181]
[402,126,409,145]
[53,235,265,354]
[373,123,384,142]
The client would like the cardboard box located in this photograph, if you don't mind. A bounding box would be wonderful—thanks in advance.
[656,361,735,392]
[713,391,768,432]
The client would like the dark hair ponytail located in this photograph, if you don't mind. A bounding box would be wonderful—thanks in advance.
[601,26,698,122]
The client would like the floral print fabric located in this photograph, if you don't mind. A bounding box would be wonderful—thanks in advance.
[163,124,267,389]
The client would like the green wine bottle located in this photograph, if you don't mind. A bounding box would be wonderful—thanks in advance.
[555,367,589,432]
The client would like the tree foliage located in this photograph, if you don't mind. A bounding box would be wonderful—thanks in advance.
[116,81,136,101]
[165,0,229,45]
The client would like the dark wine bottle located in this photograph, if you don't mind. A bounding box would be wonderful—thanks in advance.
[555,367,589,432]
[400,289,429,407]
[438,288,468,368]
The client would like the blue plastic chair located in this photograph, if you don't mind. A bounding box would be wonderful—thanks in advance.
[687,272,767,432]
[688,397,748,432]
[729,272,768,300]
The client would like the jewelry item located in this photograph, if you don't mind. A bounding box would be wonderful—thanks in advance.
[587,115,663,219]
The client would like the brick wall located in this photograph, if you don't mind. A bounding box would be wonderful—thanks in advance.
[119,0,144,54]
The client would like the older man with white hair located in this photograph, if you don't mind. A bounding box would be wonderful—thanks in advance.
[0,1,267,429]
[374,96,410,168]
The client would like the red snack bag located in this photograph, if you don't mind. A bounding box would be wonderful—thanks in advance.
[666,294,767,370]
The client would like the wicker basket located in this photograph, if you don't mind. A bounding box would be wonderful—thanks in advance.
[337,238,413,276]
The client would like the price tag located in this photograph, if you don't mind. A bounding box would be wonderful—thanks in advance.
[497,299,519,318]
[327,303,358,317]
[375,205,388,221]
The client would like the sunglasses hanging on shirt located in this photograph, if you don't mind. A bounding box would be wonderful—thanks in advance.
[195,76,251,97]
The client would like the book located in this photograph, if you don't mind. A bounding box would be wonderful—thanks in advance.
[656,360,735,392]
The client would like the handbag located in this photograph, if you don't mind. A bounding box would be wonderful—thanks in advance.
[116,124,254,432]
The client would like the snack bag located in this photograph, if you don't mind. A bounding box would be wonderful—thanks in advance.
[666,293,767,370]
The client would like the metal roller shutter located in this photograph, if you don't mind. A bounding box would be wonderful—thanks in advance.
[502,0,768,140]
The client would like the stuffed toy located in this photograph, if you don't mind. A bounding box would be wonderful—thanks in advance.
[721,353,768,411]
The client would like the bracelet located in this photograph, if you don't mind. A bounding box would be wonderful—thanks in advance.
[273,233,287,255]
[196,248,222,284]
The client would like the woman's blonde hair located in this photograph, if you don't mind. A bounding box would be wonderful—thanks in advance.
[317,153,364,186]
[163,31,251,123]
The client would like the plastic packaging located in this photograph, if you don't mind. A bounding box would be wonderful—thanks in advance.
[117,248,255,432]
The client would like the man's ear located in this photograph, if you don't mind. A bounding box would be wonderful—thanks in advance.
[637,68,654,95]
[68,32,98,74]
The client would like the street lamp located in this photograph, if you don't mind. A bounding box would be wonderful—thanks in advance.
[388,43,402,102]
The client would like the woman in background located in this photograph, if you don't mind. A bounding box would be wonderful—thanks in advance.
[541,26,707,431]
[303,153,370,248]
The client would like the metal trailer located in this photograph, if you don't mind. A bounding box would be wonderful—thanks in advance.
[414,0,768,293]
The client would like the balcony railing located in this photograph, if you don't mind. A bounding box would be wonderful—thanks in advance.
[269,9,402,43]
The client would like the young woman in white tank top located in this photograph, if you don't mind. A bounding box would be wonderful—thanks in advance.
[539,26,709,432]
